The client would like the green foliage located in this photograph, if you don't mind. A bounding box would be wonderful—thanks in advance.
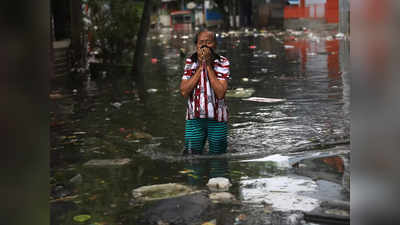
[86,0,144,64]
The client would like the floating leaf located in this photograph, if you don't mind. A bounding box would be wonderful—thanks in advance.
[89,223,105,225]
[73,214,91,222]
[188,174,198,179]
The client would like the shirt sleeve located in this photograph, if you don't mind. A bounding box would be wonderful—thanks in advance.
[182,58,194,80]
[214,57,230,80]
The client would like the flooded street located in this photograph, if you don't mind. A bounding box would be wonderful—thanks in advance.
[50,28,350,225]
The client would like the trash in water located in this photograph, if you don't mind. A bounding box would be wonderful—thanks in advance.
[111,102,122,109]
[207,177,232,192]
[261,68,268,73]
[242,97,286,103]
[284,45,295,49]
[125,132,150,140]
[241,78,249,82]
[250,78,261,82]
[151,58,158,64]
[201,219,217,225]
[179,169,195,174]
[240,154,291,168]
[69,174,82,184]
[225,88,255,98]
[267,54,277,58]
[240,176,319,212]
[249,45,256,49]
[83,158,131,167]
[146,88,158,93]
[132,183,194,201]
[49,93,65,100]
[335,33,345,39]
[209,192,236,203]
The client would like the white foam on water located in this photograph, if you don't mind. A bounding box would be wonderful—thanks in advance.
[240,176,319,212]
[240,154,291,168]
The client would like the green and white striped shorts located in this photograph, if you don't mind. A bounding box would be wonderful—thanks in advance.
[184,118,228,155]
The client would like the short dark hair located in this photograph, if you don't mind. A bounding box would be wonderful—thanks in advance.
[194,29,216,44]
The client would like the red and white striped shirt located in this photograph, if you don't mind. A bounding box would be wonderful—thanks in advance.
[182,56,230,122]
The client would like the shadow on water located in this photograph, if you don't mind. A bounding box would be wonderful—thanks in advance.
[50,28,350,224]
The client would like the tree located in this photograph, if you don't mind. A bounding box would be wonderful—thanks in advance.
[131,0,152,76]
[70,0,84,66]
[86,0,142,64]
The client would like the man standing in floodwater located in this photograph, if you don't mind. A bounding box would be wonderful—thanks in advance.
[180,30,230,155]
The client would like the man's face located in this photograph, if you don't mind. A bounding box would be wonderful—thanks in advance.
[197,31,216,50]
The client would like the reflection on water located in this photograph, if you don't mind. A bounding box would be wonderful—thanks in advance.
[185,158,230,186]
[284,0,339,23]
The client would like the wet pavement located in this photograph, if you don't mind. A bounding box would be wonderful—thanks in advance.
[50,27,350,225]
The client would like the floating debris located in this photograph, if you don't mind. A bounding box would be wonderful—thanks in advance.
[49,93,65,100]
[240,176,319,212]
[111,102,122,109]
[179,169,195,174]
[132,183,195,202]
[267,54,277,58]
[240,154,291,168]
[226,88,255,98]
[69,174,82,184]
[241,78,249,82]
[83,158,131,167]
[209,192,236,203]
[335,33,345,39]
[126,131,152,139]
[201,219,217,225]
[146,88,158,93]
[151,58,158,64]
[249,45,256,49]
[284,45,295,49]
[242,97,286,103]
[250,78,261,82]
[207,177,232,192]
